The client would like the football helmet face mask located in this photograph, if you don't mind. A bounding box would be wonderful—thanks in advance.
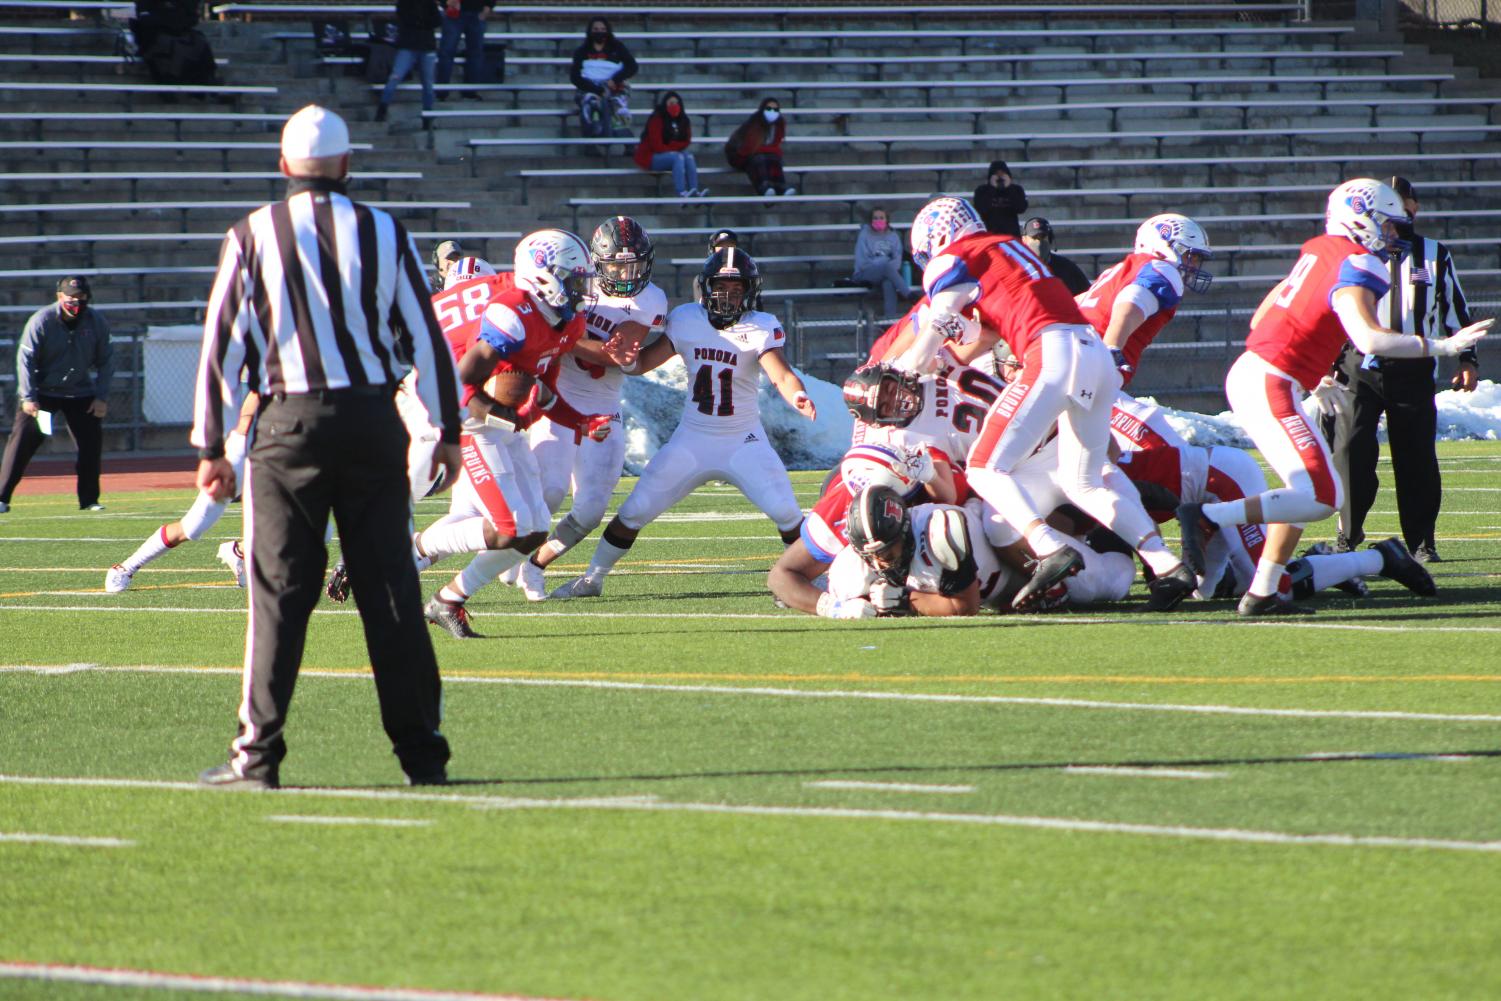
[442,255,497,290]
[590,216,655,298]
[845,484,915,580]
[1325,178,1411,259]
[698,247,761,329]
[513,229,596,325]
[910,196,985,270]
[1134,213,1215,294]
[842,364,923,427]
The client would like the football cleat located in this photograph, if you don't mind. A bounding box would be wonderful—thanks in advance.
[1237,591,1314,617]
[1146,563,1197,612]
[104,564,134,593]
[1175,502,1210,576]
[550,574,604,599]
[1410,542,1441,564]
[1374,537,1437,597]
[1012,547,1083,611]
[517,558,548,602]
[325,560,350,603]
[216,540,247,588]
[424,596,480,639]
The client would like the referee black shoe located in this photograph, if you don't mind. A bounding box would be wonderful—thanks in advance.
[1374,538,1437,597]
[199,762,278,790]
[425,595,480,639]
[405,766,449,787]
[1146,563,1197,612]
[1011,547,1083,611]
[1237,592,1313,617]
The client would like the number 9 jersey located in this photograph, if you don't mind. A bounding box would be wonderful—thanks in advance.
[664,300,786,434]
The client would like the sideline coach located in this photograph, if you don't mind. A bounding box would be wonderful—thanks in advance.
[191,105,463,789]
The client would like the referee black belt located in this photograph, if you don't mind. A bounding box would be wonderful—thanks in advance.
[269,384,392,404]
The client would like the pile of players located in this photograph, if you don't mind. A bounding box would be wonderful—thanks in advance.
[106,177,1489,626]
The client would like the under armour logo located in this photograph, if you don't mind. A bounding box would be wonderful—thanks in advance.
[1079,389,1093,400]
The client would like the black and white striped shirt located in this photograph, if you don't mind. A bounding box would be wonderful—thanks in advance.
[191,178,461,456]
[1376,234,1476,365]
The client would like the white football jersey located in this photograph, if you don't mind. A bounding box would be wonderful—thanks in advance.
[664,302,786,435]
[827,502,1009,607]
[554,282,668,415]
[852,349,1007,468]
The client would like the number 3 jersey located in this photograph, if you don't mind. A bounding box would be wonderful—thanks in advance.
[663,302,786,436]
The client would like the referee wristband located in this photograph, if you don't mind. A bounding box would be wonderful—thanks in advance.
[198,444,225,461]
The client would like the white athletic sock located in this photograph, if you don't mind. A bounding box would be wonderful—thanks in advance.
[121,525,175,573]
[1216,489,1333,526]
[412,532,434,572]
[1308,550,1382,592]
[1136,537,1181,577]
[1249,558,1286,598]
[586,537,632,578]
[454,548,524,599]
[1201,499,1249,528]
[418,518,489,561]
[1025,523,1070,558]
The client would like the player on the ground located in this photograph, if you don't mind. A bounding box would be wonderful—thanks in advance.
[410,229,618,637]
[105,392,260,592]
[552,248,816,598]
[1176,178,1489,615]
[1077,213,1213,385]
[503,216,666,601]
[893,196,1195,611]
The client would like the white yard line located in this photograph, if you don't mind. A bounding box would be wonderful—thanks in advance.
[265,815,434,828]
[0,832,133,847]
[0,963,573,1001]
[1,775,1496,855]
[805,780,976,794]
[1064,766,1227,779]
[4,664,1500,723]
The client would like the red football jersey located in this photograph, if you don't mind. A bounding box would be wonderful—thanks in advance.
[1243,235,1390,391]
[922,232,1087,359]
[442,286,584,405]
[1075,253,1184,384]
[431,272,516,338]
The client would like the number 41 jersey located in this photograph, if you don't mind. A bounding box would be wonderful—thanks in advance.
[664,302,786,436]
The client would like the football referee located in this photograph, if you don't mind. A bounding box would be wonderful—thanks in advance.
[191,105,463,789]
[1323,175,1478,562]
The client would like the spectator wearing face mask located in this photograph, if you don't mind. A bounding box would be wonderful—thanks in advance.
[0,275,114,513]
[634,90,706,198]
[725,97,794,197]
[1021,217,1090,295]
[973,159,1028,237]
[570,15,637,140]
[851,207,907,318]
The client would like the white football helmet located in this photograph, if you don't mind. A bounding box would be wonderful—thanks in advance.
[1325,178,1410,257]
[910,196,985,270]
[1134,213,1214,294]
[442,255,498,290]
[841,443,922,499]
[512,229,596,324]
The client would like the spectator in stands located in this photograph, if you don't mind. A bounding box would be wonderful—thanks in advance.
[571,16,637,140]
[726,98,794,198]
[1021,217,1090,295]
[429,239,466,293]
[375,0,443,122]
[974,159,1027,236]
[435,0,492,101]
[0,276,113,514]
[851,206,906,318]
[634,90,706,198]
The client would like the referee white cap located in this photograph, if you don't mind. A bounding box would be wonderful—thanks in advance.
[281,105,350,160]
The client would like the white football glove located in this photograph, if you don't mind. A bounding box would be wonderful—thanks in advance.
[929,308,981,347]
[815,592,878,620]
[1304,375,1347,419]
[902,444,936,484]
[1429,318,1492,357]
[868,579,909,613]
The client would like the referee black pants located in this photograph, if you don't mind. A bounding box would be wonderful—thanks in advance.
[1331,359,1441,552]
[230,388,449,781]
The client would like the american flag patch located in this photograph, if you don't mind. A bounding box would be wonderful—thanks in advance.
[1410,265,1432,285]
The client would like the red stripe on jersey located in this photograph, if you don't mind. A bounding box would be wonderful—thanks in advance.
[1264,373,1337,506]
[459,434,517,536]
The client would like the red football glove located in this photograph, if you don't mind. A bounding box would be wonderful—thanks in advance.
[575,413,613,444]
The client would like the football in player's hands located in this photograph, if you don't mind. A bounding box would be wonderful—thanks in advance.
[483,369,535,407]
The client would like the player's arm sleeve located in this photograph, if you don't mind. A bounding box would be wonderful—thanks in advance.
[191,226,253,457]
[900,257,980,369]
[1124,261,1183,317]
[392,222,463,445]
[475,302,528,358]
[1332,286,1431,359]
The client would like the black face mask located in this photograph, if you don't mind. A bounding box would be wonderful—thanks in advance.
[589,31,607,43]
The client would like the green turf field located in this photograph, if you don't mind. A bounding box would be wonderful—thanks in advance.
[2,441,1499,1001]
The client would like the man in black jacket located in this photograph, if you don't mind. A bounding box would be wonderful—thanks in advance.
[570,16,637,140]
[375,0,442,122]
[973,159,1028,237]
[1021,217,1091,296]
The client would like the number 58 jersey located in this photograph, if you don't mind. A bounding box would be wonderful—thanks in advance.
[665,302,786,435]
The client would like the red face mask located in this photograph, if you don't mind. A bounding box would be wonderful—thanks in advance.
[60,296,88,318]
[666,100,681,115]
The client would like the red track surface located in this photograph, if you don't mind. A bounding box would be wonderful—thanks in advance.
[10,454,198,496]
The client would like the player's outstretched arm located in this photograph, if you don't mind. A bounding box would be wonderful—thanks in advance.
[619,335,676,376]
[909,582,981,617]
[760,348,816,420]
[768,539,830,615]
[1333,287,1492,359]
